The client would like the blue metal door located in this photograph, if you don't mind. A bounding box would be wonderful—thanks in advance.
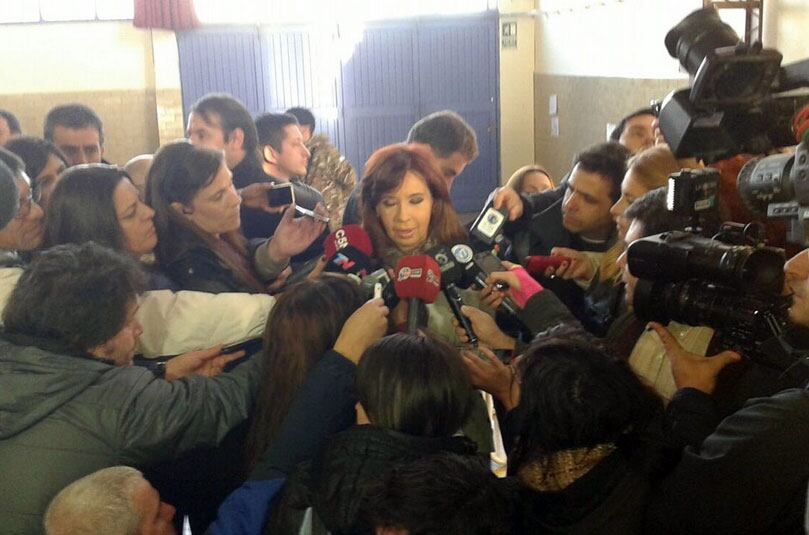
[176,28,264,116]
[177,13,500,213]
[415,15,499,213]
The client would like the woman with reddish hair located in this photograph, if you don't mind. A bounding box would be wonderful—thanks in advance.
[360,143,467,265]
[359,143,475,335]
[359,143,494,453]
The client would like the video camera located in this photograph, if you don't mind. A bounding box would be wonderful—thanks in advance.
[627,228,794,369]
[656,6,809,164]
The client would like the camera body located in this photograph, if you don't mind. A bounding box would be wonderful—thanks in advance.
[627,229,792,368]
[737,141,809,245]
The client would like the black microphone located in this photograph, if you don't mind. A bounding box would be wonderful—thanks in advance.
[444,243,519,318]
[360,268,399,309]
[427,244,478,345]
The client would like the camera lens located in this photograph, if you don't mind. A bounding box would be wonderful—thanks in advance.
[665,7,740,75]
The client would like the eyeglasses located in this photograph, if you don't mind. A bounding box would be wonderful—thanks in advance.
[15,185,41,220]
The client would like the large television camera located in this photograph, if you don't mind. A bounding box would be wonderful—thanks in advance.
[657,6,809,164]
[626,228,801,371]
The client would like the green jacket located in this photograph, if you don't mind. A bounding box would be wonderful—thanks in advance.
[0,334,262,534]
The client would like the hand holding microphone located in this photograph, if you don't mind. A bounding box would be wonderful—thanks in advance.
[333,298,390,364]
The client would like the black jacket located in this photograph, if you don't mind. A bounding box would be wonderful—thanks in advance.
[645,387,809,535]
[267,425,478,535]
[506,189,619,336]
[163,243,264,294]
[505,387,721,535]
[232,156,327,263]
[513,452,652,535]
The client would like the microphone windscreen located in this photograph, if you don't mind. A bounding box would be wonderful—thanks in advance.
[393,255,442,304]
[324,246,374,277]
[524,255,567,275]
[323,225,374,260]
[427,245,462,287]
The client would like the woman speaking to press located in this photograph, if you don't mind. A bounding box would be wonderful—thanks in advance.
[359,143,489,343]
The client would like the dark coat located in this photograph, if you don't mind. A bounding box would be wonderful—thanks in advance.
[232,156,327,263]
[645,387,809,535]
[267,425,478,535]
[513,452,652,535]
[505,388,721,535]
[163,242,263,294]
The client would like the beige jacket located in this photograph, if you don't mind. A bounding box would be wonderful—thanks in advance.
[0,268,274,357]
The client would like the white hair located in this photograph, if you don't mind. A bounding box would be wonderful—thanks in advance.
[44,466,144,535]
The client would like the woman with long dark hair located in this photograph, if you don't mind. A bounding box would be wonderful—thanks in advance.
[5,136,67,208]
[267,333,479,535]
[244,274,366,471]
[496,337,665,534]
[147,140,324,293]
[43,165,172,289]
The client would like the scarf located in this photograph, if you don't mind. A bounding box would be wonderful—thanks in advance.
[517,443,617,492]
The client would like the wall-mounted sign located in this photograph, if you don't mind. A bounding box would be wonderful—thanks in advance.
[501,21,517,48]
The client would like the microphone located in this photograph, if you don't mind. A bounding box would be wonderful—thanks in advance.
[360,268,400,309]
[323,225,376,277]
[393,255,442,334]
[523,255,571,276]
[426,244,478,345]
[432,243,518,318]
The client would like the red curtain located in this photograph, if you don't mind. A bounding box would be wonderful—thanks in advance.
[134,0,200,30]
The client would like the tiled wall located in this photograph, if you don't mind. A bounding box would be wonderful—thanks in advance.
[533,73,684,179]
[0,89,179,166]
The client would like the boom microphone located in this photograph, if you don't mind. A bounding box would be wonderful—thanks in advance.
[323,225,376,277]
[393,255,442,334]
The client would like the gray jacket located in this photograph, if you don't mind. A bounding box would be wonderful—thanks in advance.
[0,335,262,534]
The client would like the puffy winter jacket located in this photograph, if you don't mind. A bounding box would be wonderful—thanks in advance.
[0,333,263,534]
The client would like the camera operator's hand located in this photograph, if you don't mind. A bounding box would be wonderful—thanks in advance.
[492,187,523,221]
[462,346,520,411]
[266,205,326,264]
[239,182,288,214]
[333,298,389,364]
[548,247,596,283]
[452,305,515,350]
[649,322,742,395]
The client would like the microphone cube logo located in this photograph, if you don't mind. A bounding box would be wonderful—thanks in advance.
[334,229,349,250]
[397,267,422,281]
[332,252,355,270]
[332,252,369,277]
[451,244,474,264]
[426,269,440,288]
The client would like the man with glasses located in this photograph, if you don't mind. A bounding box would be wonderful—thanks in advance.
[0,147,43,266]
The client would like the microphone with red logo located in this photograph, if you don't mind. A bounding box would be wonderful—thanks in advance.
[393,255,442,335]
[323,225,376,278]
[523,255,571,276]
